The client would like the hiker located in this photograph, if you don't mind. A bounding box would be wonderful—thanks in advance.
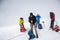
[18,17,26,32]
[50,12,55,29]
[28,12,38,38]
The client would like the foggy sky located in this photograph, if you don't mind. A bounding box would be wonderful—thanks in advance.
[0,0,60,27]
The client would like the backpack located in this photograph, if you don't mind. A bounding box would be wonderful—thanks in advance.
[20,25,26,32]
[38,24,43,29]
[28,30,35,39]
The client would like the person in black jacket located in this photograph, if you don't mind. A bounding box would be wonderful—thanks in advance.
[28,12,38,38]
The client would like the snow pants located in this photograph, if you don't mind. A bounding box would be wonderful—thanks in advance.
[50,20,55,28]
[30,23,38,38]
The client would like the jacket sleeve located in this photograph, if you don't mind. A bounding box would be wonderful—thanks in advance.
[33,16,36,23]
[18,20,24,25]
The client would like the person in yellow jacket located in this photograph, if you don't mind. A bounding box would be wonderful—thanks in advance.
[18,17,26,32]
[18,17,24,26]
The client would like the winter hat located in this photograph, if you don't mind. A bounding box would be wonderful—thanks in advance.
[50,12,54,14]
[30,12,33,16]
[20,17,23,20]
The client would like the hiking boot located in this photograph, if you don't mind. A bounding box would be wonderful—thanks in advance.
[36,34,38,38]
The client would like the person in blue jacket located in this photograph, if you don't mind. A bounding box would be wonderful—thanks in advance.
[36,14,41,28]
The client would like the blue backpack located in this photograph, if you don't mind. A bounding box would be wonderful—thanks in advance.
[38,24,43,29]
[28,30,35,39]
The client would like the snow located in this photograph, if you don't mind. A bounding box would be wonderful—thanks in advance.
[0,23,60,40]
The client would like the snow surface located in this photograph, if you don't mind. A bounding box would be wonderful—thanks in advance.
[0,23,60,40]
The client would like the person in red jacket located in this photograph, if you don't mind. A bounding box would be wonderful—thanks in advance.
[50,12,55,29]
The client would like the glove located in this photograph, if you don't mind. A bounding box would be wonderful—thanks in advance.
[31,20,33,24]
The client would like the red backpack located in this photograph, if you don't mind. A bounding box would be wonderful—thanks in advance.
[20,25,26,32]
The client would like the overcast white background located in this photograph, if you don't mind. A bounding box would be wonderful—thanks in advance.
[0,0,60,27]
